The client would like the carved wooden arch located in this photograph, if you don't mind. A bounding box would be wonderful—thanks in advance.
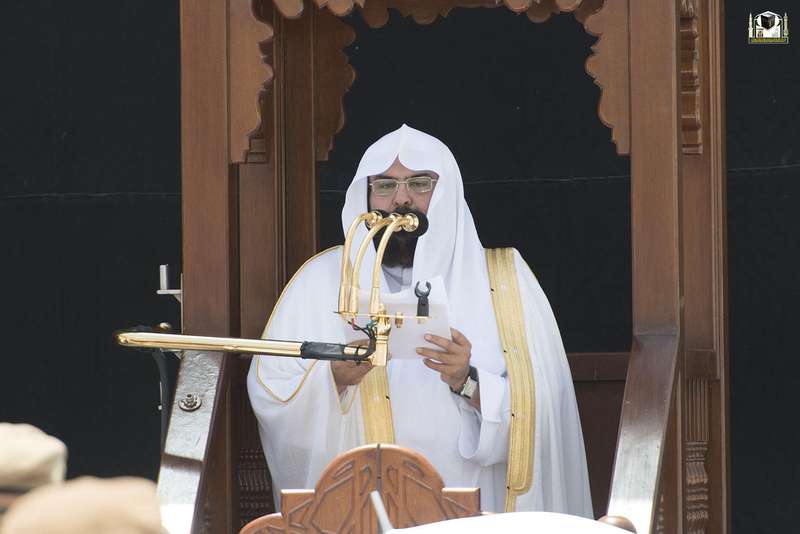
[234,0,703,163]
[234,0,634,164]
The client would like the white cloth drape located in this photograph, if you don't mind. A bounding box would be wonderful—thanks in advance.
[247,124,592,516]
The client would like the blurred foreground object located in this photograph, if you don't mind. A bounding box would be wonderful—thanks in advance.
[0,423,67,489]
[0,476,162,534]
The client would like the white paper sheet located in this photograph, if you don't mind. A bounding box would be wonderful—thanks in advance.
[341,276,451,359]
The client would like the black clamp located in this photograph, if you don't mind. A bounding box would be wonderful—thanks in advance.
[414,281,432,317]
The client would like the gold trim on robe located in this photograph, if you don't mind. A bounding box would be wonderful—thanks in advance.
[355,246,536,508]
[486,247,536,513]
[359,367,395,444]
[255,246,342,404]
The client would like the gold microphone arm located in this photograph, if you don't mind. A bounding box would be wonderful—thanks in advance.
[369,214,418,315]
[115,330,372,361]
[337,210,421,366]
[348,215,397,316]
[339,211,383,315]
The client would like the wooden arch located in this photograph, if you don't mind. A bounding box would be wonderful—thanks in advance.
[170,0,728,533]
[235,0,633,166]
[234,0,704,169]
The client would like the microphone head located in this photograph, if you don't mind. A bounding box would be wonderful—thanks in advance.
[365,208,429,236]
[363,210,390,231]
[407,211,429,237]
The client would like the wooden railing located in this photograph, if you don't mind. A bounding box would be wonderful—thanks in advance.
[602,335,680,534]
[156,351,228,534]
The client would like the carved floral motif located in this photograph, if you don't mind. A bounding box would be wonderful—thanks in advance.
[236,0,275,163]
[316,10,357,161]
[681,0,702,154]
[584,0,629,154]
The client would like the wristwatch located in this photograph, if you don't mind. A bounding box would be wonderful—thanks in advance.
[450,365,479,399]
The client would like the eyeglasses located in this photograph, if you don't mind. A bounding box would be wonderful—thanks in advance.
[368,175,438,196]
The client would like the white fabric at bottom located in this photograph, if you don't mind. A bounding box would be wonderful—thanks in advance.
[388,511,629,534]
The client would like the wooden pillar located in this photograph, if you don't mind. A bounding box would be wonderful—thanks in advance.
[180,2,237,339]
[679,0,729,532]
[168,0,276,530]
[235,1,324,527]
[605,0,683,532]
[283,6,320,274]
[172,0,238,532]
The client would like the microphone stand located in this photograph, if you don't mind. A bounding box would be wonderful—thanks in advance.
[116,329,375,362]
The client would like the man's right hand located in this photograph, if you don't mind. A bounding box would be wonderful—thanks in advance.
[331,339,373,395]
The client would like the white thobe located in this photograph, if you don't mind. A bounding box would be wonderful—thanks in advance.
[247,247,591,515]
[248,123,591,517]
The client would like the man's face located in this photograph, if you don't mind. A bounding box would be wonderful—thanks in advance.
[368,158,438,214]
[367,158,438,267]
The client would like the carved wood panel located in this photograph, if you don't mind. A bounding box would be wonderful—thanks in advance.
[240,444,480,533]
[378,446,481,526]
[584,0,630,154]
[360,0,497,26]
[315,9,356,161]
[231,0,275,164]
[685,377,710,534]
[274,0,602,21]
[681,0,702,154]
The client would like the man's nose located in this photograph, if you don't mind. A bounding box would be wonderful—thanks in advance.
[393,182,412,207]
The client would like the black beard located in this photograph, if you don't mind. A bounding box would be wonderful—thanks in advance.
[373,207,419,268]
[378,232,417,267]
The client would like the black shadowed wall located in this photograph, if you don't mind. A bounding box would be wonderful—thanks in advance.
[0,1,181,480]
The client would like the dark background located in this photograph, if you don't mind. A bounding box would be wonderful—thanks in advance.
[1,2,797,532]
[0,1,181,478]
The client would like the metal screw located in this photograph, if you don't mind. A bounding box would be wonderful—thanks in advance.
[179,393,201,412]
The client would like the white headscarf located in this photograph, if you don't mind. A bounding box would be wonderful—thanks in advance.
[340,124,505,374]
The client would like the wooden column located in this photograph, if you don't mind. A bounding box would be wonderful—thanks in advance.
[605,0,683,532]
[170,0,238,532]
[168,0,279,530]
[234,5,287,529]
[678,0,729,532]
[283,5,320,274]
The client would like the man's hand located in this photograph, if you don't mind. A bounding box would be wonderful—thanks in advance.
[331,339,373,395]
[416,328,472,391]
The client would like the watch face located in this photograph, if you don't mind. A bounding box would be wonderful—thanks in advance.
[461,377,478,399]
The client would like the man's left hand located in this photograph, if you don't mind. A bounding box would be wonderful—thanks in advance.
[417,328,471,391]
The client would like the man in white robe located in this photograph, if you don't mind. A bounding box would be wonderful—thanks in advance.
[247,124,592,516]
